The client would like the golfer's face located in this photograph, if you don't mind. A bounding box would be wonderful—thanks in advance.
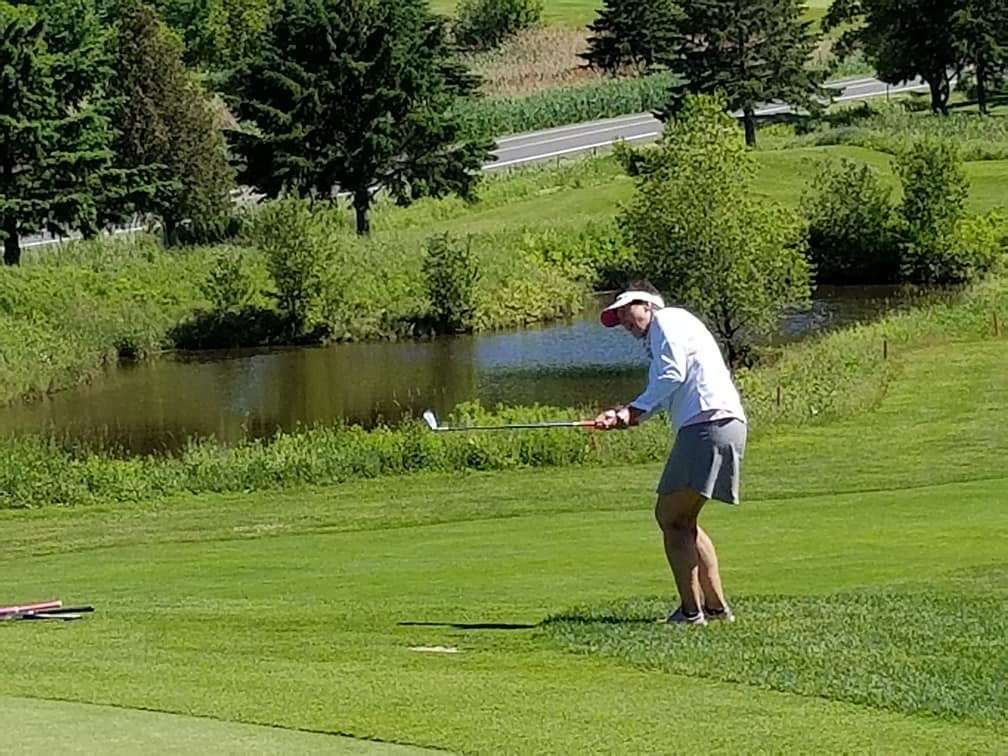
[619,303,651,338]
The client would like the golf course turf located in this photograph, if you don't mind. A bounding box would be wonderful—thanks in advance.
[1,337,1006,752]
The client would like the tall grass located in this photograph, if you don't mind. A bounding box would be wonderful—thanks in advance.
[764,102,1008,160]
[2,273,1004,509]
[455,72,677,139]
[462,26,602,95]
[0,237,214,404]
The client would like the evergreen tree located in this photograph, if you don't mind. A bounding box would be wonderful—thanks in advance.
[227,0,492,235]
[0,11,113,264]
[581,0,681,74]
[661,0,821,147]
[952,0,1008,114]
[825,0,965,115]
[19,0,158,236]
[107,0,235,243]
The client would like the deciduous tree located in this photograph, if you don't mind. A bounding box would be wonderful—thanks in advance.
[617,94,811,366]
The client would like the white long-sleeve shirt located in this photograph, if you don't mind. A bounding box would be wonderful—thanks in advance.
[629,307,747,432]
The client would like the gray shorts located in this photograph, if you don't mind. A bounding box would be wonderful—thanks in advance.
[657,418,747,504]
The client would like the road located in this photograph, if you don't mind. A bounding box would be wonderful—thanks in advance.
[488,75,929,170]
[22,75,928,249]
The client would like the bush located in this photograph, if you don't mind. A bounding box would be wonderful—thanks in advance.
[454,0,543,49]
[899,213,1007,284]
[801,159,900,284]
[894,139,982,284]
[199,247,260,312]
[249,200,347,338]
[618,94,812,367]
[896,139,969,235]
[423,234,481,333]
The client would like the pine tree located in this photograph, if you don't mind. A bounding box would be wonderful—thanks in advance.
[107,0,235,243]
[19,0,158,236]
[227,0,492,235]
[825,0,965,115]
[0,11,114,264]
[953,0,1008,114]
[661,0,821,147]
[581,0,681,74]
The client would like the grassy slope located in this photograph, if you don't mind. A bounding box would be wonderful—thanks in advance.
[0,696,432,754]
[1,339,1005,752]
[390,146,1006,240]
[429,1,832,27]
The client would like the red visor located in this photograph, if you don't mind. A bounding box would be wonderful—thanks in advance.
[600,308,622,328]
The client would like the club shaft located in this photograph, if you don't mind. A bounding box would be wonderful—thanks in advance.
[0,600,61,616]
[436,421,595,431]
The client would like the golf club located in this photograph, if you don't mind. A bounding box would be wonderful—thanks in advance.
[0,600,62,617]
[18,607,94,621]
[422,409,596,432]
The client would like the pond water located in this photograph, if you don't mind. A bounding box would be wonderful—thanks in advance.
[0,286,935,454]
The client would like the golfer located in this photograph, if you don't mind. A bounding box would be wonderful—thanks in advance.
[594,280,747,626]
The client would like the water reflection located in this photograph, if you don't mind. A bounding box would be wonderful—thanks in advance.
[0,285,943,453]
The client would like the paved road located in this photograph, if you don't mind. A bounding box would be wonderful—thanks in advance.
[488,75,930,170]
[22,75,928,249]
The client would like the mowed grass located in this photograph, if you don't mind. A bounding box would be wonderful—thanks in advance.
[381,146,1007,240]
[0,696,433,754]
[429,0,831,27]
[1,339,1006,752]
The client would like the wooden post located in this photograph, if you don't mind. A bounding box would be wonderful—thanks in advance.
[883,339,888,360]
[776,386,781,406]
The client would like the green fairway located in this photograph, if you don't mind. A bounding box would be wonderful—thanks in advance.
[0,696,432,754]
[387,146,1006,240]
[1,339,1006,751]
[429,0,601,25]
[429,0,832,27]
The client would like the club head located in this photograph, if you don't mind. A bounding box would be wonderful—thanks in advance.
[422,409,439,431]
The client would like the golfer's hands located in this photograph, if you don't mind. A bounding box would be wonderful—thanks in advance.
[594,406,634,430]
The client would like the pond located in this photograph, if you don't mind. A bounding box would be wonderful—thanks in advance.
[0,286,935,454]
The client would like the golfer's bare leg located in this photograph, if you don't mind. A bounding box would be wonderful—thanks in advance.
[696,526,726,611]
[654,489,707,615]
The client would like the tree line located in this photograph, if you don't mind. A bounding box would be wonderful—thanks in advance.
[2,0,1006,264]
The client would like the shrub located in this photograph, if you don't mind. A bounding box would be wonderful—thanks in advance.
[896,138,969,235]
[422,234,481,333]
[900,213,1007,284]
[454,0,543,50]
[894,139,986,284]
[618,94,812,367]
[200,247,260,312]
[249,201,346,338]
[801,159,900,284]
[780,102,1008,161]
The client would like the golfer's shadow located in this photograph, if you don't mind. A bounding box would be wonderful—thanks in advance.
[398,614,654,630]
[397,620,538,630]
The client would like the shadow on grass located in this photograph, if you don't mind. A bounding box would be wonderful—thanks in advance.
[399,614,658,629]
[398,620,538,630]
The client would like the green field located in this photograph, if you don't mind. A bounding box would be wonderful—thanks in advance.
[430,0,833,27]
[384,145,1008,240]
[2,336,1006,751]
